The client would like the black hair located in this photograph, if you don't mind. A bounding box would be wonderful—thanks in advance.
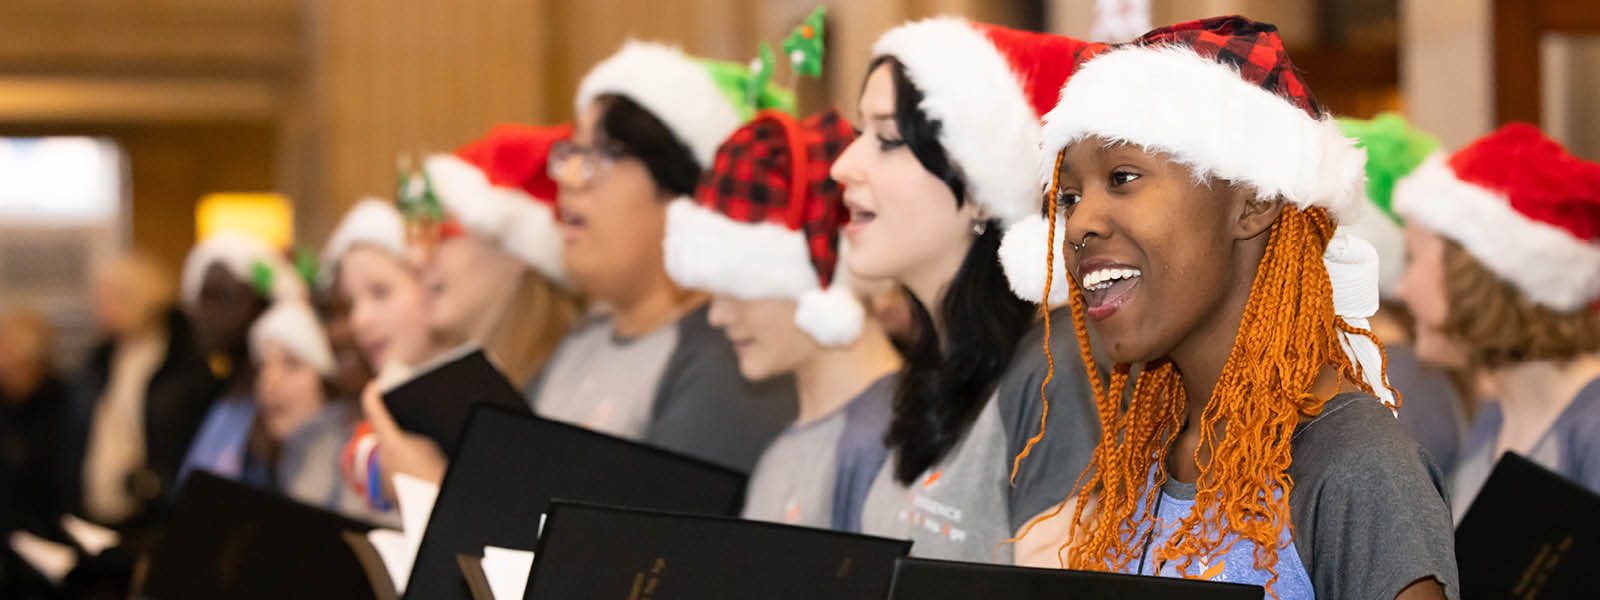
[869,56,1037,484]
[595,94,702,198]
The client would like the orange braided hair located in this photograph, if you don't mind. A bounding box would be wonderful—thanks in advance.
[1027,152,1390,595]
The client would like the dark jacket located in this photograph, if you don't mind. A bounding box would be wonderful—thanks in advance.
[61,308,218,531]
[0,375,70,536]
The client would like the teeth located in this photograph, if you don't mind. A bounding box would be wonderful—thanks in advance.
[1082,267,1141,291]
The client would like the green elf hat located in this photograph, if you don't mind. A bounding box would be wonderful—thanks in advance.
[1336,112,1440,297]
[575,41,796,168]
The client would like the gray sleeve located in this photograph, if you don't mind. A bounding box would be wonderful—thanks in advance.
[997,312,1100,533]
[1559,380,1600,495]
[645,306,798,474]
[1290,396,1461,600]
[831,377,895,532]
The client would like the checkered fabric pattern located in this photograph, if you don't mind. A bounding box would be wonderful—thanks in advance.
[1137,15,1323,119]
[694,109,855,288]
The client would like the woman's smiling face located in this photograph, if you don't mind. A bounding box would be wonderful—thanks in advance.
[1056,138,1272,365]
[829,63,977,288]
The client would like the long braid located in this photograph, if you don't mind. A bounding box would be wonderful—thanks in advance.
[1011,148,1067,485]
[1061,204,1380,597]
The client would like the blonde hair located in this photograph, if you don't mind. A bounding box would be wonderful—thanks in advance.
[482,270,581,385]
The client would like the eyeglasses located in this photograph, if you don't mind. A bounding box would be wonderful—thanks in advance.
[548,139,627,191]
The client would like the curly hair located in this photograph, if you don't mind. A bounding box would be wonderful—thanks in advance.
[1441,240,1600,369]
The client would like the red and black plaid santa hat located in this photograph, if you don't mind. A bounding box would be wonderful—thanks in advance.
[412,123,570,284]
[1394,123,1600,312]
[870,18,1105,228]
[662,109,863,346]
[999,15,1367,304]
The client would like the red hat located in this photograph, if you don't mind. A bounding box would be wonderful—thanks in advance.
[871,18,1105,227]
[416,123,571,283]
[663,109,863,346]
[1001,16,1366,304]
[1394,123,1600,312]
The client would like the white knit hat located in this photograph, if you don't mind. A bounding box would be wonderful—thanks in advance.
[249,300,335,376]
[319,198,409,289]
[181,231,306,306]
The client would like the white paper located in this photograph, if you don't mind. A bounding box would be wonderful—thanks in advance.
[394,472,439,558]
[366,529,411,593]
[364,472,441,593]
[9,531,77,585]
[480,546,536,600]
[60,514,119,556]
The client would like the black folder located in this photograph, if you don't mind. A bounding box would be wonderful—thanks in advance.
[380,348,530,455]
[403,405,748,600]
[524,501,910,600]
[886,557,1262,599]
[141,471,376,600]
[1456,452,1600,599]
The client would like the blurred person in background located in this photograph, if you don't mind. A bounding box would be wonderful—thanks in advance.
[247,301,376,520]
[315,277,374,405]
[321,198,442,508]
[353,126,584,495]
[62,252,215,532]
[175,233,306,484]
[321,199,439,381]
[532,42,797,473]
[1393,124,1600,514]
[0,307,70,597]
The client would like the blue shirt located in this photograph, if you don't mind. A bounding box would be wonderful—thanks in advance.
[176,395,266,489]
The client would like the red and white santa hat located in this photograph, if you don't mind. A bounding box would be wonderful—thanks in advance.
[576,42,747,168]
[249,300,335,377]
[663,109,864,346]
[181,231,307,306]
[999,16,1367,305]
[1394,123,1600,313]
[319,197,408,289]
[417,123,570,284]
[871,18,1104,228]
[1002,16,1392,408]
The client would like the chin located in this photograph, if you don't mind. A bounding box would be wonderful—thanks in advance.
[737,362,773,383]
[844,251,896,282]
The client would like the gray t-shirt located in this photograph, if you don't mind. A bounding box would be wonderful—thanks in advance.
[741,375,894,531]
[1451,376,1600,521]
[1389,343,1467,475]
[530,305,796,473]
[1126,393,1460,599]
[859,310,1098,563]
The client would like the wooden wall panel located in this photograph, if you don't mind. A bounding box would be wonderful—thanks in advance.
[305,0,548,241]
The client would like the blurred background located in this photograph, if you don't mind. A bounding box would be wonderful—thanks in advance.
[0,0,1595,368]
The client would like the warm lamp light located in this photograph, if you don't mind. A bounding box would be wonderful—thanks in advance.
[195,193,293,247]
